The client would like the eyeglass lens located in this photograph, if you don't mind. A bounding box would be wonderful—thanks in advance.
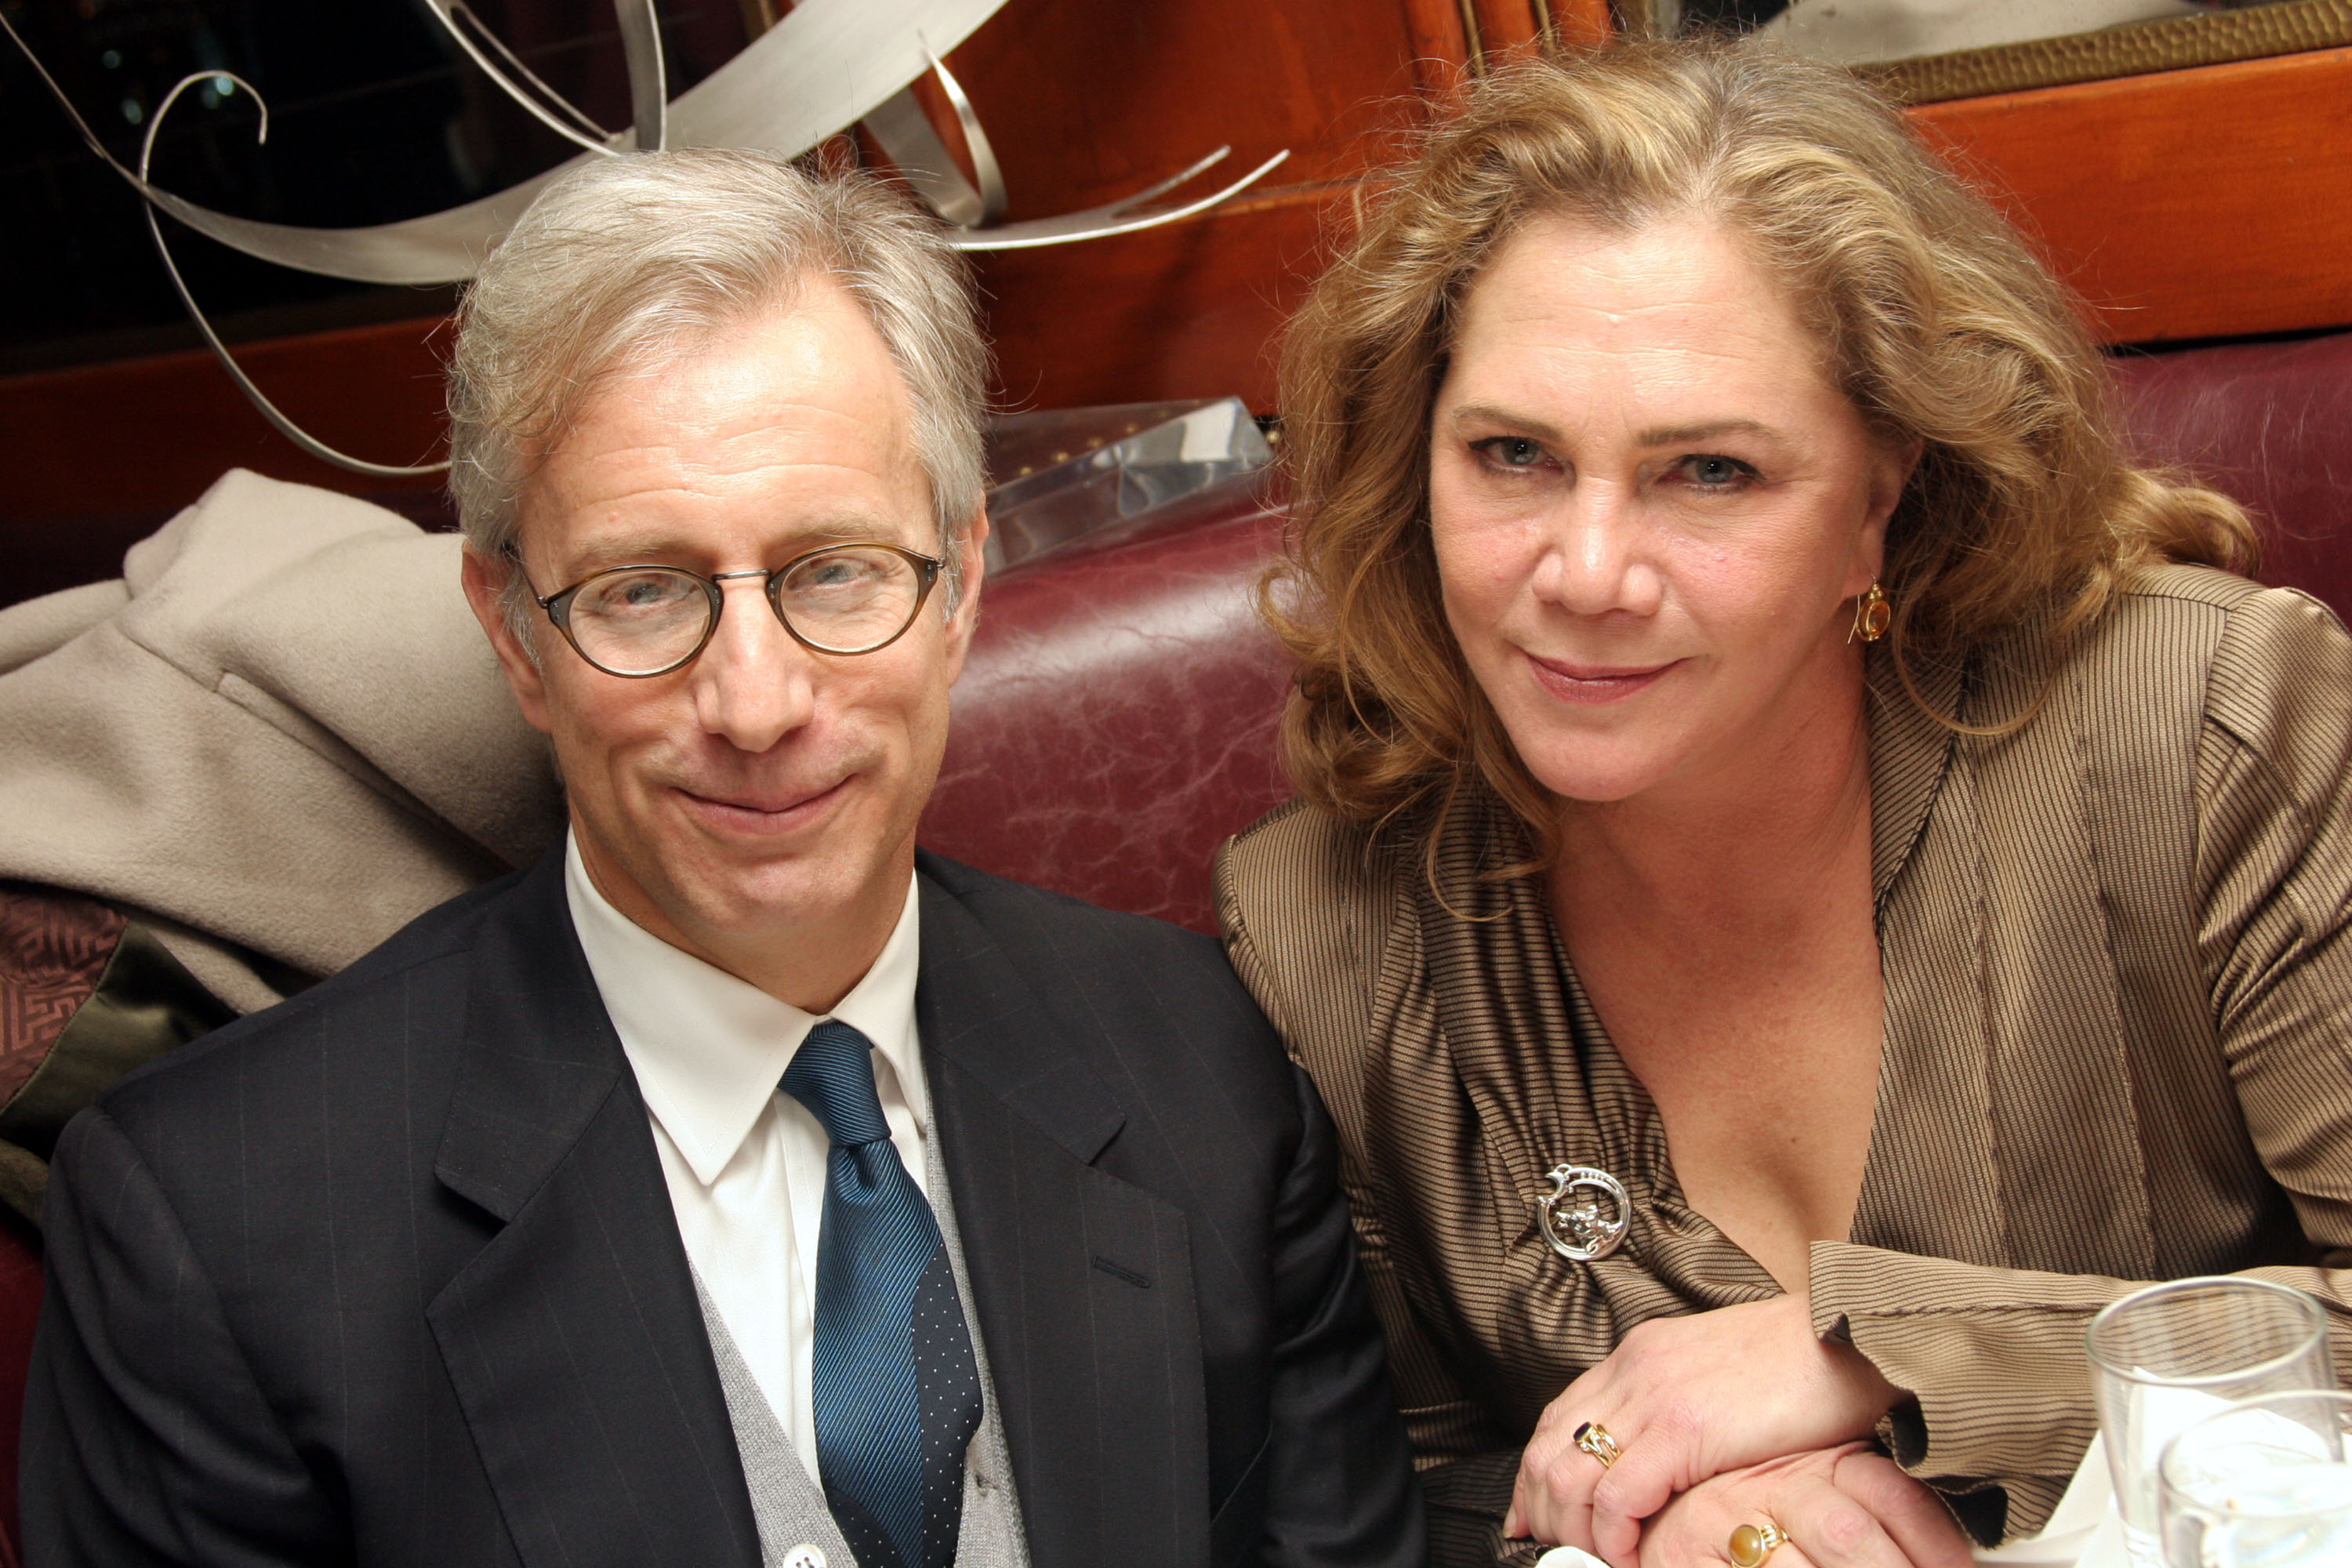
[564,546,926,674]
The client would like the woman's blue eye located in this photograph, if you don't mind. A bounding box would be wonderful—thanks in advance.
[1479,437,1545,468]
[1684,455,1748,486]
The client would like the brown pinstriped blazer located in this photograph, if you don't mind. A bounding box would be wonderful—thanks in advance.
[1214,564,2352,1546]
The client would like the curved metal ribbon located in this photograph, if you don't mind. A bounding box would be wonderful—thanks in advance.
[613,0,667,153]
[3,0,1018,285]
[862,49,1006,229]
[3,0,1294,474]
[944,147,1289,251]
[139,74,450,476]
[417,2,619,158]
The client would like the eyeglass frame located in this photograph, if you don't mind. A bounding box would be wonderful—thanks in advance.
[510,541,946,678]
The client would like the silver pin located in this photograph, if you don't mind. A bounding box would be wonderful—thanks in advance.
[1539,1165,1632,1262]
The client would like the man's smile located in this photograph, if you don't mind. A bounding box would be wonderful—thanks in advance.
[673,775,854,837]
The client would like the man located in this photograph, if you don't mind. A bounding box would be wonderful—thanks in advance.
[24,150,1423,1568]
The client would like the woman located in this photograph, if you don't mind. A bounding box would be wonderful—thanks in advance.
[1214,37,2351,1568]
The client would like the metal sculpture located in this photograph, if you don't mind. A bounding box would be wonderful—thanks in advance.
[2,0,1288,473]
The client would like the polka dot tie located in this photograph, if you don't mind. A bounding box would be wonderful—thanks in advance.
[782,1021,982,1568]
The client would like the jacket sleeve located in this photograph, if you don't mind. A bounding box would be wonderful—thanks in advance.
[1809,586,2352,1546]
[1250,1063,1428,1568]
[24,1105,343,1566]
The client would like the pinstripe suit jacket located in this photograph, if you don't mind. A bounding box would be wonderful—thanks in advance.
[1215,564,2352,1548]
[24,849,1424,1568]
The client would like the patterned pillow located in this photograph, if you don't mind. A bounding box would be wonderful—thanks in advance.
[0,883,233,1226]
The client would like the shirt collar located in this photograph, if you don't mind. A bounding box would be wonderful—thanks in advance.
[563,831,927,1186]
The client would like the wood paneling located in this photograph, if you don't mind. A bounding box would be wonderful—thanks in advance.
[1911,45,2352,343]
[1546,0,1616,50]
[937,0,1432,212]
[13,5,2352,567]
[977,183,1346,414]
[1399,0,1475,99]
[1469,0,1549,60]
[1466,1,1613,69]
[0,317,450,526]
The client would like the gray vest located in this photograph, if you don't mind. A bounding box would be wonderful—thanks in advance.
[693,1131,1033,1568]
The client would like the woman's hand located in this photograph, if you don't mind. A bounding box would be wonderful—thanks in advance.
[1632,1445,1971,1568]
[1505,1294,1902,1562]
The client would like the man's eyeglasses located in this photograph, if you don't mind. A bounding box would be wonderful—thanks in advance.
[517,543,945,678]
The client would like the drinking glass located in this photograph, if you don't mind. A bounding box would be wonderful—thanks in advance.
[2087,1278,2333,1567]
[2158,1390,2352,1566]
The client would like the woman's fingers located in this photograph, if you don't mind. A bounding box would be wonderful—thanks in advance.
[1588,1428,1692,1564]
[1510,1372,1624,1549]
[1618,1446,1951,1568]
[1621,1461,1823,1568]
[1510,1422,1606,1550]
[1552,1298,1899,1561]
[1759,1470,1915,1568]
[1508,1486,1595,1558]
[1827,1453,1971,1568]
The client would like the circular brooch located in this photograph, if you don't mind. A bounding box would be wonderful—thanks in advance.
[1539,1163,1632,1261]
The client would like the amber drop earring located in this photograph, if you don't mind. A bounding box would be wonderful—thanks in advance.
[1849,581,1892,644]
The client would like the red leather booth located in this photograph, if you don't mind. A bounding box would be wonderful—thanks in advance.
[0,328,2349,1558]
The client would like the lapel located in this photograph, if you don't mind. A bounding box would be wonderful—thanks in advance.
[914,858,1214,1568]
[426,852,761,1568]
[1864,641,1963,914]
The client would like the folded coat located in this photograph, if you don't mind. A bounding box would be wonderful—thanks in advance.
[0,469,563,1214]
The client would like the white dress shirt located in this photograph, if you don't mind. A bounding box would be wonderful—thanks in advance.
[564,833,930,1487]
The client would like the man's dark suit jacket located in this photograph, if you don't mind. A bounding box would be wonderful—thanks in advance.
[23,849,1425,1567]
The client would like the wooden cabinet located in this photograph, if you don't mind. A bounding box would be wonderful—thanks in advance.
[1916,45,2352,346]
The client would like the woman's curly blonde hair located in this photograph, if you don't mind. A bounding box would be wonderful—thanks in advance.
[1268,38,2256,866]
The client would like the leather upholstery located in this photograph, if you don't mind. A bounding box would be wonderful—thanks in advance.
[921,477,1294,936]
[2111,331,2352,615]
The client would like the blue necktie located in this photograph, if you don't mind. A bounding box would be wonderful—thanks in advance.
[781,1020,981,1568]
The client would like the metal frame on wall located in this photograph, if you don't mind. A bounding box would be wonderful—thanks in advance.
[1861,0,2352,104]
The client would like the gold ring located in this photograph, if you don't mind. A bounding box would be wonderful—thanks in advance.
[1728,1522,1790,1567]
[1571,1420,1621,1468]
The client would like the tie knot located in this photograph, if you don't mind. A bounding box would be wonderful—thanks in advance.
[781,1019,892,1148]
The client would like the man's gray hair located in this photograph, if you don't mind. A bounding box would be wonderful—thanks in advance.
[447,148,989,629]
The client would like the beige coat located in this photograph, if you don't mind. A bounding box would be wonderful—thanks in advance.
[0,469,562,1013]
[1215,564,2352,1545]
